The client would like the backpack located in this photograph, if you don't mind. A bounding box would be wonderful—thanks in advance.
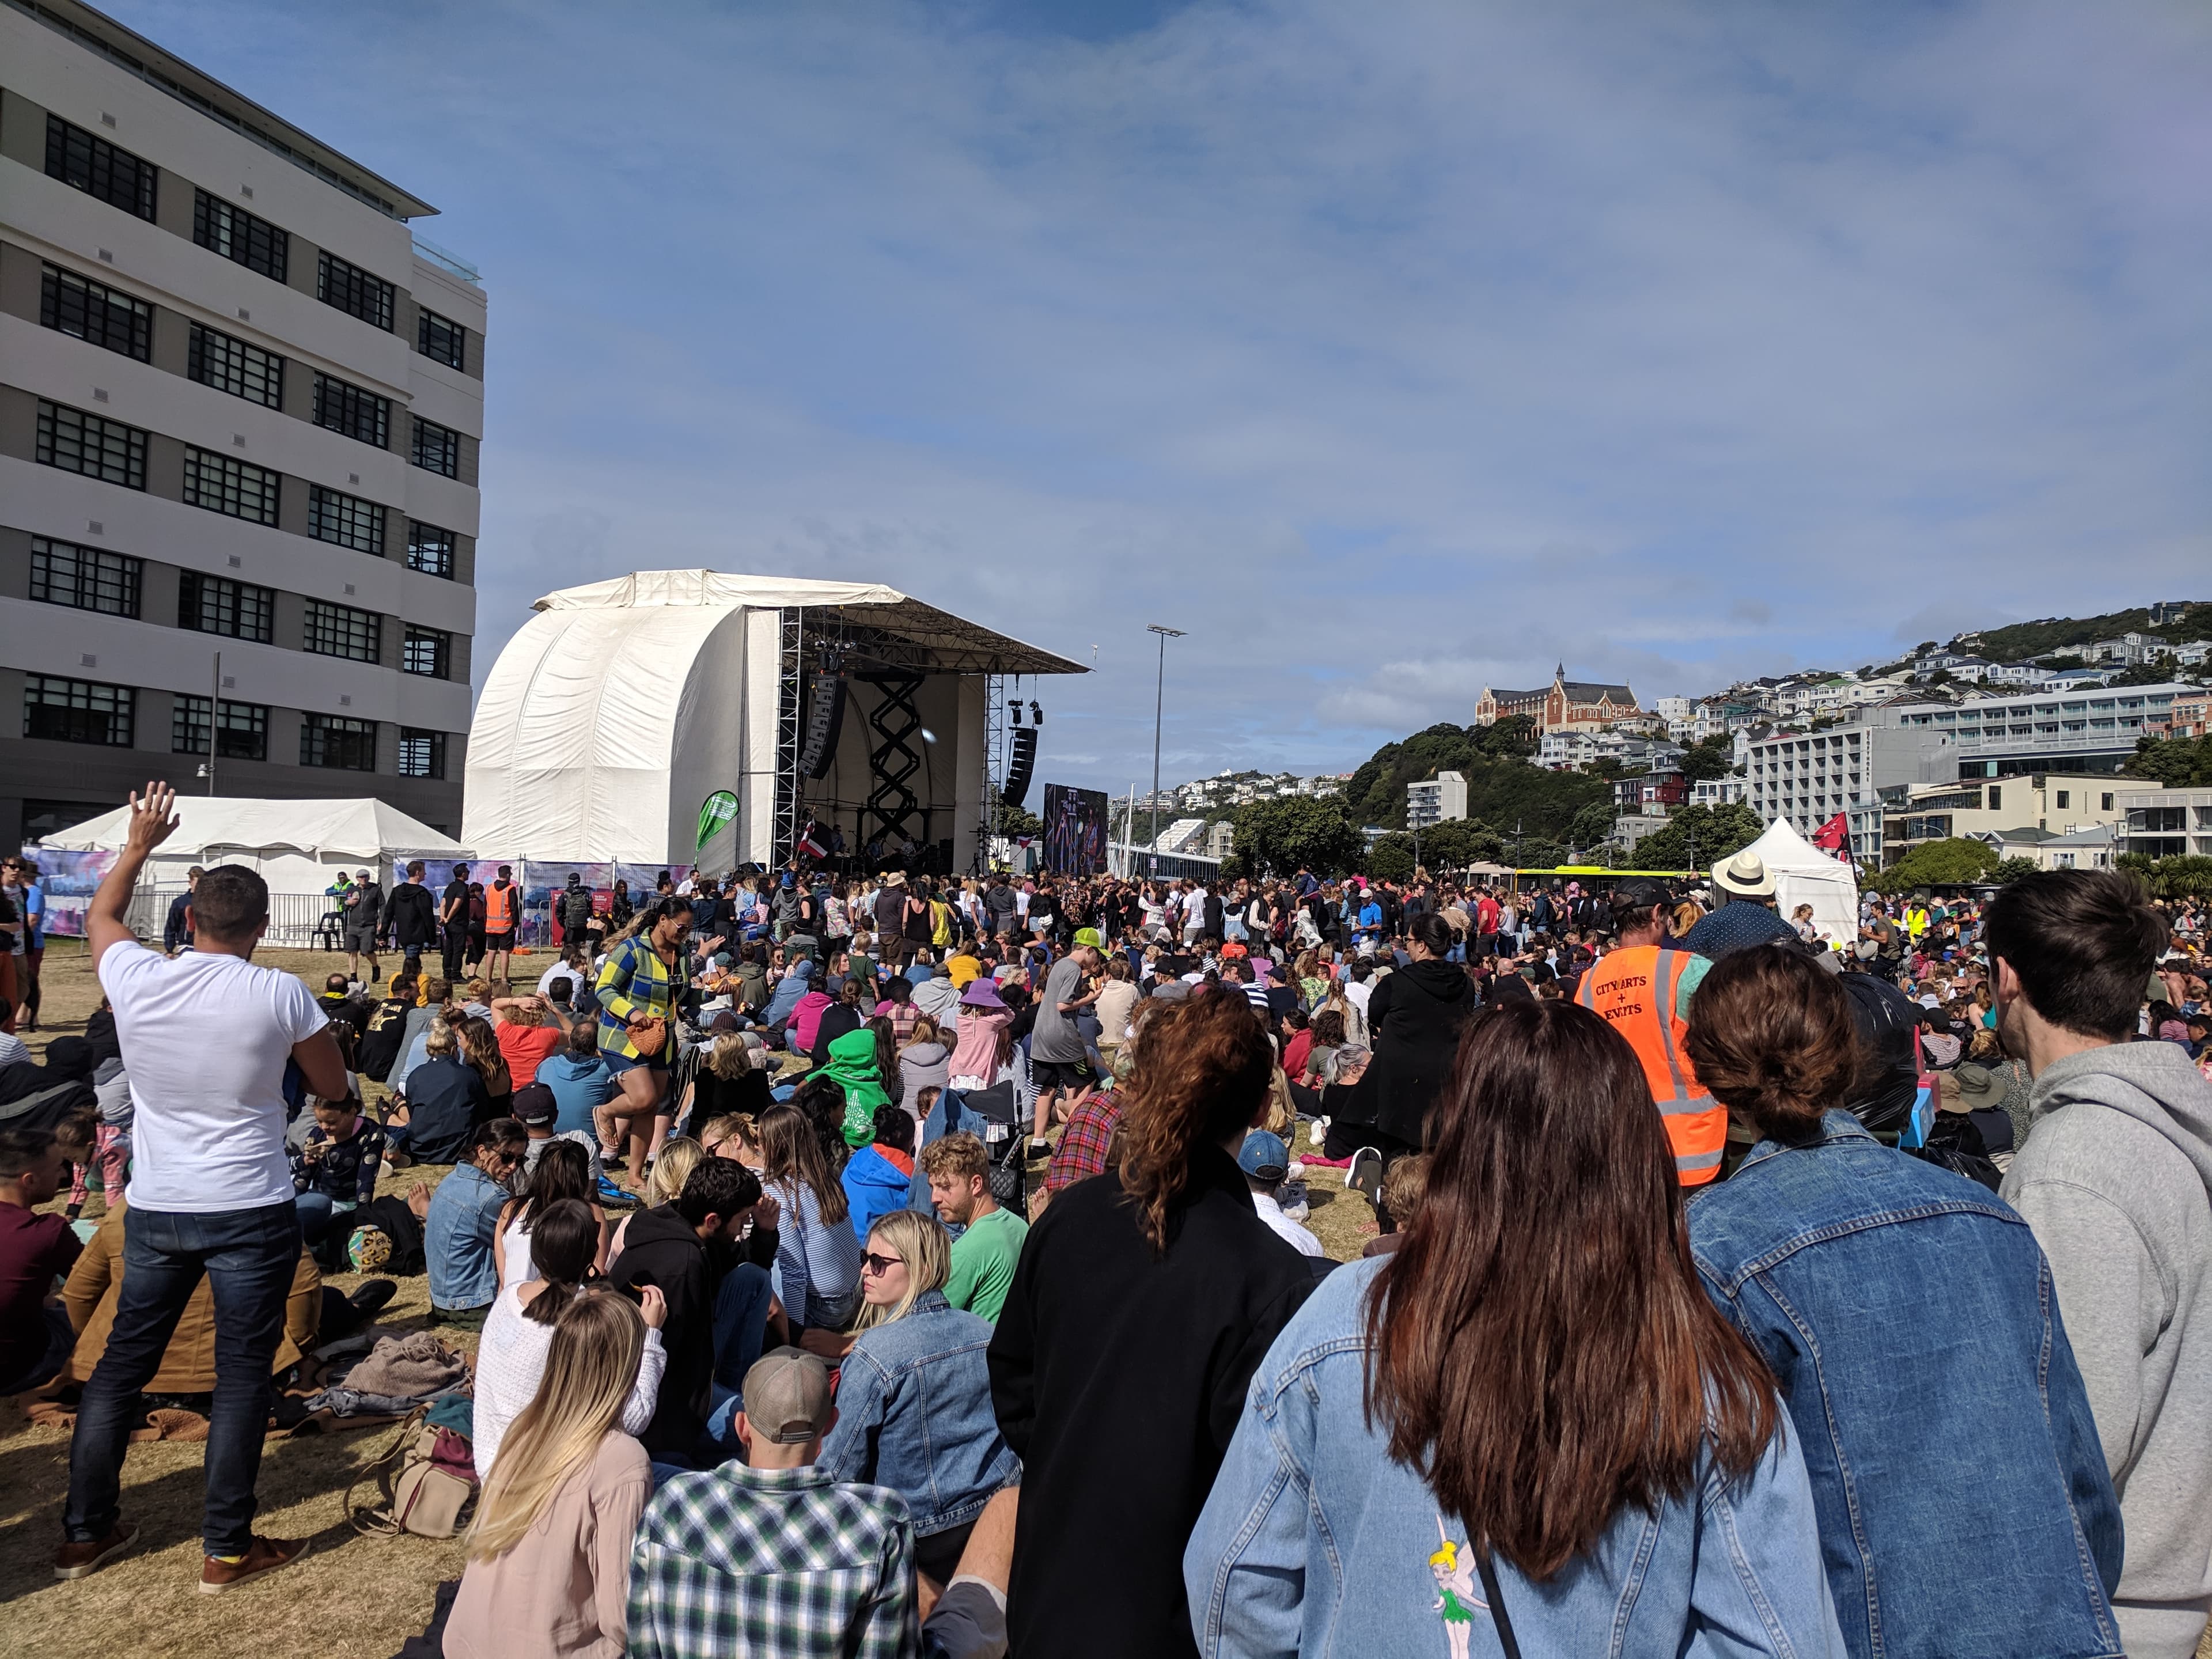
[561,888,593,933]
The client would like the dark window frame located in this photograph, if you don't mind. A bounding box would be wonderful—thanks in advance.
[316,250,395,331]
[172,695,270,761]
[183,447,282,525]
[29,537,142,618]
[301,713,378,771]
[191,189,289,282]
[416,307,465,370]
[406,521,457,578]
[23,674,135,747]
[187,323,285,407]
[177,570,276,643]
[306,485,388,555]
[45,115,156,221]
[402,626,450,679]
[36,400,147,489]
[397,728,447,779]
[304,598,382,663]
[410,415,460,478]
[311,372,391,448]
[40,263,152,361]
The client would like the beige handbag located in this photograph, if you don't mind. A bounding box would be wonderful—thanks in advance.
[348,1410,477,1539]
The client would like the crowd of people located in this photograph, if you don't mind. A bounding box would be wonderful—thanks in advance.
[3,782,2209,1659]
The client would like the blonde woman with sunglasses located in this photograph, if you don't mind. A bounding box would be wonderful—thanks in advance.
[445,1291,653,1658]
[818,1209,1020,1588]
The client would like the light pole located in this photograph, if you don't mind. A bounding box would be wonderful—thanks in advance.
[1147,625,1184,878]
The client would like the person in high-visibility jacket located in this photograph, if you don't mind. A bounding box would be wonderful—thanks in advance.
[1574,879,1728,1186]
[483,863,520,986]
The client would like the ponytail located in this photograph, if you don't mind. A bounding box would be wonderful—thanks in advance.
[516,1199,599,1327]
[1118,991,1273,1254]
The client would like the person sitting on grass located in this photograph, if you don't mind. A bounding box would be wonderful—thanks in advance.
[423,1119,527,1330]
[842,1104,917,1245]
[384,1020,488,1168]
[289,1095,385,1267]
[1237,1129,1325,1259]
[919,1132,1027,1324]
[445,1292,656,1659]
[819,1209,1020,1590]
[0,1124,83,1397]
[470,1199,667,1483]
[494,1139,607,1293]
[539,1020,616,1140]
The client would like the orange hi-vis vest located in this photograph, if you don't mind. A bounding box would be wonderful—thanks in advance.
[484,881,516,933]
[1574,944,1726,1187]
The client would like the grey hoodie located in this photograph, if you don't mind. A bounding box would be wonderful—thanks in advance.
[2001,1040,2212,1659]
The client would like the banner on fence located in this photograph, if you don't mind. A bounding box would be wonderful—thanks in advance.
[29,848,118,938]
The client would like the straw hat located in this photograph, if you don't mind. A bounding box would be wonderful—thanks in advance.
[1715,850,1777,898]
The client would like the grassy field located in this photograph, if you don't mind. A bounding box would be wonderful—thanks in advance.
[2,937,1379,1659]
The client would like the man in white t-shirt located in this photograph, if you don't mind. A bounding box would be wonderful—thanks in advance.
[56,783,349,1594]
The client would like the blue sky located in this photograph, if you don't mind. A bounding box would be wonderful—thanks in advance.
[104,0,2212,791]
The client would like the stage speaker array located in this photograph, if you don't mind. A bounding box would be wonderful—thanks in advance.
[1004,725,1038,808]
[801,676,848,779]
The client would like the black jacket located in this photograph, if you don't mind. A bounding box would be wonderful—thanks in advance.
[988,1142,1315,1659]
[355,996,414,1081]
[1349,958,1476,1146]
[609,1205,717,1460]
[382,882,439,948]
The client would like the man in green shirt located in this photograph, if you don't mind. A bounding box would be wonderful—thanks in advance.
[919,1131,1028,1324]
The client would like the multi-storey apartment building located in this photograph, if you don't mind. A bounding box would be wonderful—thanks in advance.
[0,0,482,846]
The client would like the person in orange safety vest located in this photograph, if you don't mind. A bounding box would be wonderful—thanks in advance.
[1574,879,1728,1185]
[483,863,520,986]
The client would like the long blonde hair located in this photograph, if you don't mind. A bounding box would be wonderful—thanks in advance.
[852,1210,950,1332]
[644,1137,703,1210]
[467,1293,643,1560]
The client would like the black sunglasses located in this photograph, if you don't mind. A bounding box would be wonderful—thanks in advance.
[860,1251,906,1276]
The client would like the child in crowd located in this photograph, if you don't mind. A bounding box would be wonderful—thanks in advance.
[290,1096,385,1266]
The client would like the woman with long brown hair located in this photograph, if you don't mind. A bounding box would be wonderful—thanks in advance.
[1187,997,1842,1657]
[988,988,1316,1659]
[756,1101,862,1334]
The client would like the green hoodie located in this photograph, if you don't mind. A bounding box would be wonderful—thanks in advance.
[816,1027,891,1146]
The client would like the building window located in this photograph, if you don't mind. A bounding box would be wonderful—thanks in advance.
[317,251,394,331]
[172,695,268,761]
[36,400,147,489]
[30,537,141,618]
[417,308,465,369]
[312,372,391,448]
[187,323,286,407]
[24,675,134,747]
[2101,793,2114,812]
[183,448,281,524]
[44,115,156,221]
[397,729,446,779]
[402,626,450,679]
[2055,790,2070,810]
[307,486,387,554]
[191,190,287,282]
[179,571,275,642]
[40,263,151,361]
[406,521,456,578]
[410,416,460,478]
[301,713,377,770]
[304,599,381,662]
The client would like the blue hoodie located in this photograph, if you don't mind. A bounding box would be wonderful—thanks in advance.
[761,958,814,1028]
[842,1143,916,1244]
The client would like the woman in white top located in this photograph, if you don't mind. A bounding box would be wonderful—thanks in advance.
[494,1140,607,1292]
[472,1199,666,1483]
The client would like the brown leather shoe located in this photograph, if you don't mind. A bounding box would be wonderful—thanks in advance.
[198,1535,310,1594]
[54,1522,139,1580]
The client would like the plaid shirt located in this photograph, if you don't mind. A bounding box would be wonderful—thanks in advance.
[596,934,684,1062]
[628,1463,918,1659]
[1044,1090,1121,1193]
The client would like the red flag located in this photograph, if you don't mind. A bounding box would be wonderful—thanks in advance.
[1810,812,1849,857]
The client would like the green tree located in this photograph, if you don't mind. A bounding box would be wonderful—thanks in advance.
[1991,857,2041,885]
[1569,801,1618,853]
[1679,735,1734,783]
[1474,714,1537,760]
[1629,804,1765,873]
[1869,837,1999,893]
[2126,734,2212,787]
[986,785,1041,839]
[1227,795,1366,878]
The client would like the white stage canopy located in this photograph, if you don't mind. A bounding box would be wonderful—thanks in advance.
[1713,817,1860,947]
[41,797,464,896]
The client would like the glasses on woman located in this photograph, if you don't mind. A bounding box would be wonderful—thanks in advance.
[859,1251,906,1277]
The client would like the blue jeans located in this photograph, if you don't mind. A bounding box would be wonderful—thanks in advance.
[293,1191,355,1267]
[65,1200,302,1556]
[703,1263,777,1452]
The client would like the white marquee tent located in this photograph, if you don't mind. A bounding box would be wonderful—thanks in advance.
[41,797,465,895]
[1712,817,1859,946]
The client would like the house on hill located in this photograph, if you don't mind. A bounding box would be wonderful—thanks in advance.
[1476,665,1642,735]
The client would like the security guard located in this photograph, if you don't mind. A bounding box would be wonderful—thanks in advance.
[1574,879,1728,1186]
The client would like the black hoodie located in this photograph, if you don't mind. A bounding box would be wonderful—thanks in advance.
[1351,958,1476,1146]
[609,1204,777,1461]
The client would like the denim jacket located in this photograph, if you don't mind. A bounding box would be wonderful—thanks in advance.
[1185,1257,1846,1658]
[818,1290,1019,1536]
[425,1161,508,1312]
[1688,1111,2123,1659]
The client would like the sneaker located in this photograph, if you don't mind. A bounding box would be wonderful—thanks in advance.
[1278,1179,1310,1222]
[54,1522,139,1580]
[199,1535,309,1594]
[1309,1119,1328,1147]
[1346,1147,1384,1205]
